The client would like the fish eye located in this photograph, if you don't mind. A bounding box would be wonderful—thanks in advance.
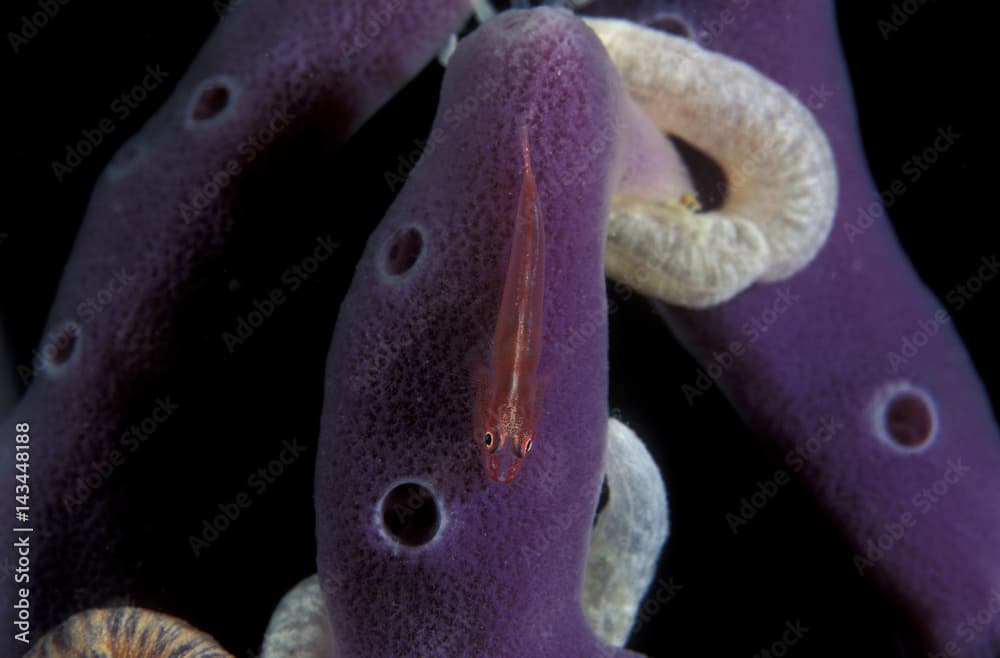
[521,437,533,457]
[483,431,496,451]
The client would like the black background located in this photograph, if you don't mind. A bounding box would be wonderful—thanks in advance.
[1,1,991,657]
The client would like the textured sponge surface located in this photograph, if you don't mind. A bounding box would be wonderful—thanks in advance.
[315,9,636,657]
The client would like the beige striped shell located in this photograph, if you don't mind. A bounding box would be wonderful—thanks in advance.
[26,607,232,658]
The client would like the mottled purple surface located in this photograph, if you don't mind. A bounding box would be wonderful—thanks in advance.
[0,0,469,653]
[314,9,638,657]
[584,1,1000,654]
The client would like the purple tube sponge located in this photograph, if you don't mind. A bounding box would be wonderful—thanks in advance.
[582,1,999,653]
[2,0,469,651]
[314,8,642,657]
